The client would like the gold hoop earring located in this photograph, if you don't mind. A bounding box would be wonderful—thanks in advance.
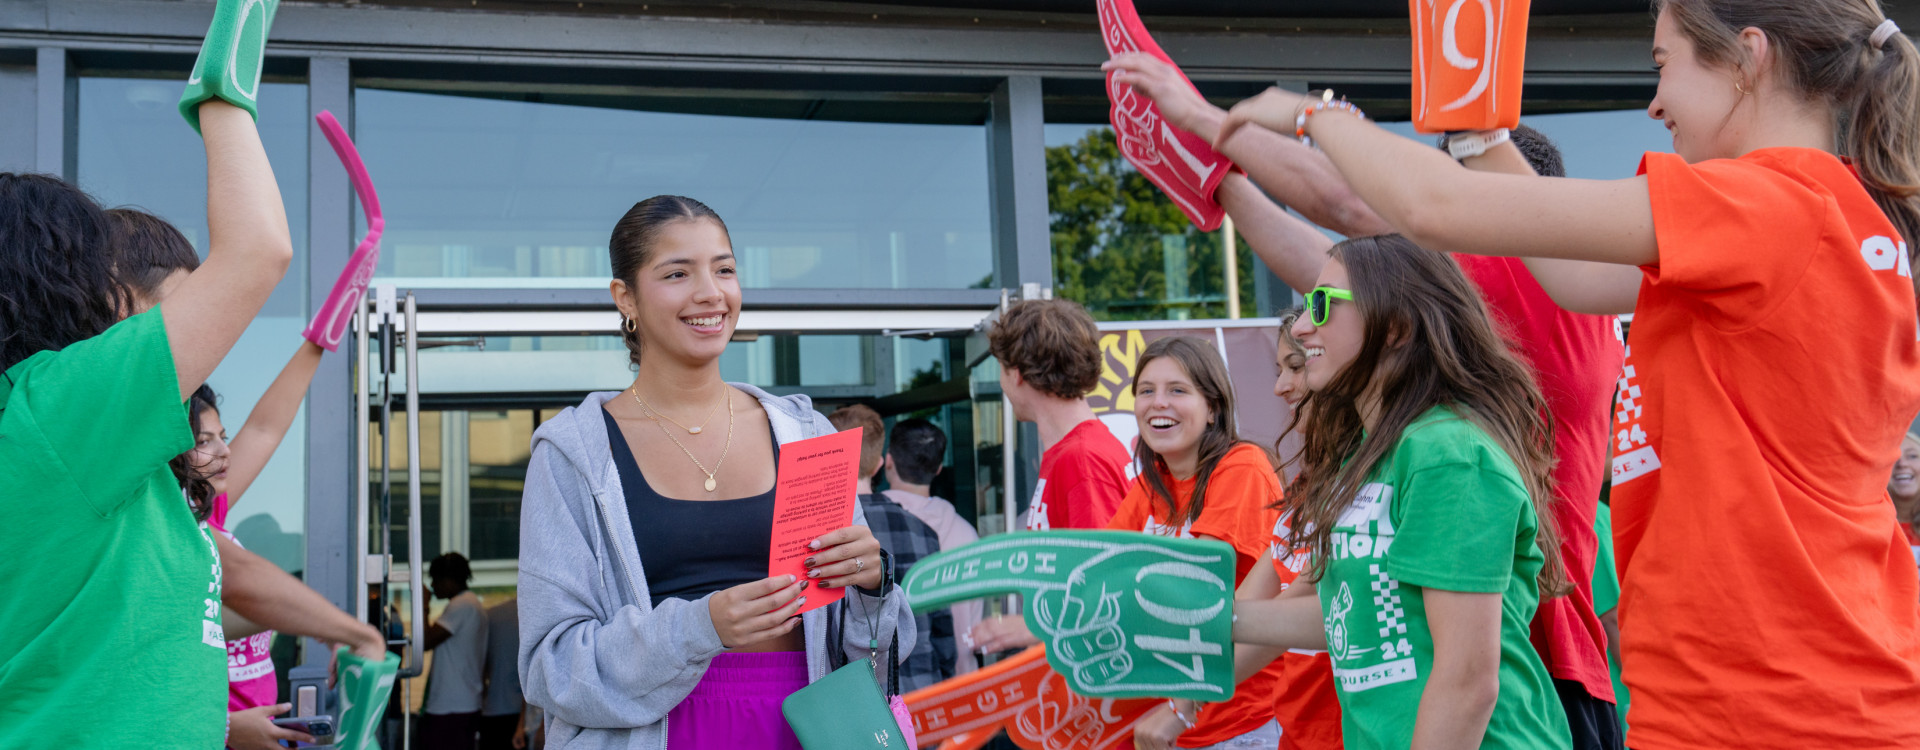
[623,317,637,333]
[1734,78,1750,95]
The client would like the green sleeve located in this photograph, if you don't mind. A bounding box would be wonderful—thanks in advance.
[1591,503,1620,613]
[1385,459,1531,594]
[12,308,191,515]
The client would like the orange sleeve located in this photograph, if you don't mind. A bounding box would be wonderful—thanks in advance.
[1640,151,1828,328]
[1187,445,1283,563]
[1104,479,1150,532]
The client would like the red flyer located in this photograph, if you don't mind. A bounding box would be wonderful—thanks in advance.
[767,428,864,615]
[1099,0,1234,231]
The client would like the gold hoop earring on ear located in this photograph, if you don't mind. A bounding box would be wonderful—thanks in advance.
[1734,78,1750,96]
[623,317,637,333]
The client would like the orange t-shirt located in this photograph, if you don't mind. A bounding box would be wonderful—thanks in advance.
[1106,442,1284,748]
[1265,511,1343,750]
[1616,149,1920,749]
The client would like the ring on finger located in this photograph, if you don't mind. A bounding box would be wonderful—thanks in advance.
[854,556,865,572]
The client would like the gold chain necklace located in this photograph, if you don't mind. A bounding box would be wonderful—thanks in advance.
[631,387,723,435]
[635,388,734,493]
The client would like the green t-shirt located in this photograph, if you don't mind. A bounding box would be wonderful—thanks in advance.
[1590,502,1629,732]
[0,308,225,747]
[1316,406,1570,750]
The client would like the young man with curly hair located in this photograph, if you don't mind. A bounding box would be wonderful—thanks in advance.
[969,300,1134,653]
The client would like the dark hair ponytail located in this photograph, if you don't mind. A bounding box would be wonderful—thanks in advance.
[169,384,220,523]
[608,195,731,369]
[1658,0,1920,295]
[1845,23,1920,275]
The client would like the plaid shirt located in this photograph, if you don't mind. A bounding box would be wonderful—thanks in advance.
[860,493,954,692]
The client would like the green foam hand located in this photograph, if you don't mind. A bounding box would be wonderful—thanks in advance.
[901,530,1237,701]
[334,647,400,750]
[178,0,280,133]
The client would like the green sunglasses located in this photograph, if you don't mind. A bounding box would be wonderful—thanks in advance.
[1305,286,1354,326]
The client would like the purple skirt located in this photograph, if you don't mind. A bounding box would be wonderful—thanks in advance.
[666,651,808,750]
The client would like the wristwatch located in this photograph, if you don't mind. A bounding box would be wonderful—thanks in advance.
[1445,128,1511,160]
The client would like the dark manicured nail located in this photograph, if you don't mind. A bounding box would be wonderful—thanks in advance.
[799,581,810,591]
[804,557,816,568]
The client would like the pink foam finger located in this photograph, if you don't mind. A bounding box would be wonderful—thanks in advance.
[303,110,385,352]
[1098,0,1234,231]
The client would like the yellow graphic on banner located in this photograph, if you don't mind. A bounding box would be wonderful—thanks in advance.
[1088,330,1147,415]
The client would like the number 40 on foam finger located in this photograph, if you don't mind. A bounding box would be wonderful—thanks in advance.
[901,530,1238,702]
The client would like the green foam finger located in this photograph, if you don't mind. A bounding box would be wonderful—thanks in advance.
[901,530,1238,701]
[333,647,400,750]
[179,0,280,133]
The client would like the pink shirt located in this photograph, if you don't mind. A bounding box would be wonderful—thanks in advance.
[210,494,277,712]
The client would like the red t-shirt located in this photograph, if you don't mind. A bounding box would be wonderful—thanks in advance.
[1265,511,1343,750]
[1025,420,1132,531]
[1107,443,1284,748]
[1452,253,1622,703]
[1616,149,1920,749]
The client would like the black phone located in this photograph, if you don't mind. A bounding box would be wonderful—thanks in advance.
[271,714,336,746]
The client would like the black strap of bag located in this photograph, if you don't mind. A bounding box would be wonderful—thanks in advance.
[829,548,898,696]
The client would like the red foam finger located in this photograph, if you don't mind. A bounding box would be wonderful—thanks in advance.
[1098,0,1234,231]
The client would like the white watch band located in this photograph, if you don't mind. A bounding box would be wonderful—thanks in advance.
[1446,128,1511,160]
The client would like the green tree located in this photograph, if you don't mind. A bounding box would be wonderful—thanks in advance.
[1047,127,1256,321]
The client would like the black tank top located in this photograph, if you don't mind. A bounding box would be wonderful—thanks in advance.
[601,405,778,607]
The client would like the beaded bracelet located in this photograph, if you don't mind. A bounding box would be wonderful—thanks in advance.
[1294,91,1367,149]
[1166,699,1197,729]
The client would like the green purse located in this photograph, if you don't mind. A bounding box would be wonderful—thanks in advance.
[783,550,911,749]
[781,656,909,750]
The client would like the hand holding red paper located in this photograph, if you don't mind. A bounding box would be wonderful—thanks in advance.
[803,525,884,592]
[707,574,808,650]
[1097,0,1235,231]
[304,110,384,352]
[767,428,883,617]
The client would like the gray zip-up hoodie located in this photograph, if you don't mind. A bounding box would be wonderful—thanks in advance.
[517,386,916,749]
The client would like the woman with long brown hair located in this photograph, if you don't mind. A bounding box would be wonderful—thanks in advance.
[1231,235,1571,750]
[1198,310,1346,750]
[1210,1,1920,746]
[1107,336,1287,750]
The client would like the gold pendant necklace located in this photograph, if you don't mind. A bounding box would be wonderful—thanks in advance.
[631,387,723,435]
[636,388,734,493]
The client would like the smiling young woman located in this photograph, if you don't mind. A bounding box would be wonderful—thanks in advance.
[516,195,915,750]
[1105,336,1289,750]
[1231,235,1570,750]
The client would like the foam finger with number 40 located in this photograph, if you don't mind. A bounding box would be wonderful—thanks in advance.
[901,530,1237,701]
